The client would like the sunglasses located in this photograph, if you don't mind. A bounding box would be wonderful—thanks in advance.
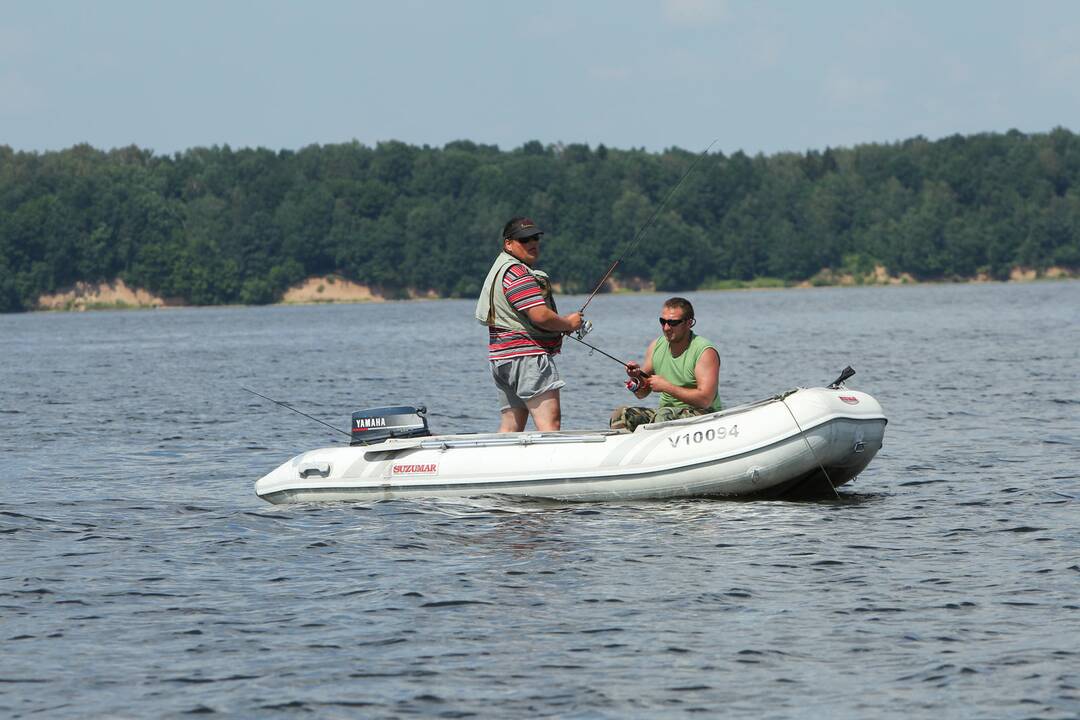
[659,317,687,327]
[513,236,541,244]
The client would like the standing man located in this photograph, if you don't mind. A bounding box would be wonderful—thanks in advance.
[475,217,583,432]
[611,297,722,432]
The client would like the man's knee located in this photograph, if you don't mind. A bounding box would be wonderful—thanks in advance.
[609,405,629,429]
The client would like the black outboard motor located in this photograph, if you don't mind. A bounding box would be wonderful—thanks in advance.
[350,405,430,446]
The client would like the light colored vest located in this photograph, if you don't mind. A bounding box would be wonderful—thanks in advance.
[474,252,561,340]
[651,333,722,411]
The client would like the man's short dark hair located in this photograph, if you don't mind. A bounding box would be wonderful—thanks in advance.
[663,297,695,321]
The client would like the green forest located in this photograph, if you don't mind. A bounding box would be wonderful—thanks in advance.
[1,128,1078,313]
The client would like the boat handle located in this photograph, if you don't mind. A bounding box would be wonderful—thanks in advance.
[853,441,866,453]
[299,461,331,478]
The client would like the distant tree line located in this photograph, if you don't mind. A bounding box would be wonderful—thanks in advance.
[1,128,1078,312]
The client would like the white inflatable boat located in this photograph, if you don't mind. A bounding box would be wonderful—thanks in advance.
[254,379,887,504]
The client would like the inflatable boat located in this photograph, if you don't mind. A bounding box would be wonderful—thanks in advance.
[254,372,887,504]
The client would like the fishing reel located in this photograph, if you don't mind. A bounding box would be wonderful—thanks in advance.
[573,319,593,341]
[625,368,651,393]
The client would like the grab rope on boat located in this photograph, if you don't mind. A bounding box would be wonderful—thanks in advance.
[775,366,856,500]
[778,395,840,500]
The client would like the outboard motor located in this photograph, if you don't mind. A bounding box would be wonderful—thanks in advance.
[349,405,430,446]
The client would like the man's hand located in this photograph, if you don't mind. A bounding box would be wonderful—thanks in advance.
[565,312,583,332]
[625,361,652,381]
[643,374,674,394]
[573,318,593,339]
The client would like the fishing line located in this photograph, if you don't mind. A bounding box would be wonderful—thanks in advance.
[566,334,651,384]
[579,138,719,315]
[242,387,351,438]
[566,333,632,368]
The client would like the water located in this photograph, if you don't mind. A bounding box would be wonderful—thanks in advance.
[1,282,1077,718]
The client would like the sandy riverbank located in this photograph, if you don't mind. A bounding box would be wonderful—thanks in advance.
[32,274,440,311]
[280,276,384,304]
[36,279,176,311]
[31,267,1078,311]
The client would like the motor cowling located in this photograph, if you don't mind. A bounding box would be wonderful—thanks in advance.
[349,405,430,446]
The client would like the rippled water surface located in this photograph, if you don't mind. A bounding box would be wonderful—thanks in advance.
[2,282,1078,718]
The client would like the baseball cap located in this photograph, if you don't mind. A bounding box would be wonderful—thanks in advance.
[503,217,544,240]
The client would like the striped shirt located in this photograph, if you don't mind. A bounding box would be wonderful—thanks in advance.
[488,263,563,361]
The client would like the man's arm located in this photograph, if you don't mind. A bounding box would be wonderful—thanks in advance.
[503,264,582,333]
[526,306,582,333]
[645,347,719,409]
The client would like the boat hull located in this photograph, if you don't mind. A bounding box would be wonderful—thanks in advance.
[255,387,887,503]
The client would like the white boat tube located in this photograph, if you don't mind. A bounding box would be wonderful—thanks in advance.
[254,387,887,504]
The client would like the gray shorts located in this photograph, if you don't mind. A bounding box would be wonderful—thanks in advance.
[491,354,565,411]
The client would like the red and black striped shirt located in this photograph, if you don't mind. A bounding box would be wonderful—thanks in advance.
[488,263,562,361]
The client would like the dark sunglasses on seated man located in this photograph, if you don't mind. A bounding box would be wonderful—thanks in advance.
[659,317,687,327]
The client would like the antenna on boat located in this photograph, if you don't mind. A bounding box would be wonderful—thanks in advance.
[242,387,351,438]
[578,139,719,315]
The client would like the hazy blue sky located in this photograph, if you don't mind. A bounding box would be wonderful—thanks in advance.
[3,0,1079,156]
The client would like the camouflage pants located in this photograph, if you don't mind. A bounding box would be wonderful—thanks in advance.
[609,405,710,432]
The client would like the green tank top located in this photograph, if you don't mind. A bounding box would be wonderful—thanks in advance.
[651,333,722,411]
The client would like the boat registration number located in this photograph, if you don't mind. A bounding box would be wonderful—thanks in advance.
[669,424,739,448]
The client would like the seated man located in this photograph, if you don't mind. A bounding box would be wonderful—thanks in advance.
[610,297,722,432]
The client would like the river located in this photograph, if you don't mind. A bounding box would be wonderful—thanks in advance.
[1,281,1077,718]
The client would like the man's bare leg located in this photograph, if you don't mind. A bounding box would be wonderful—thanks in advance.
[526,389,562,432]
[499,406,529,433]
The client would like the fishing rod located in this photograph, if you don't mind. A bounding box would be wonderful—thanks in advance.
[242,387,351,438]
[578,138,719,315]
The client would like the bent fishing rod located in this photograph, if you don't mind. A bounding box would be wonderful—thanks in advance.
[242,387,351,438]
[578,138,719,315]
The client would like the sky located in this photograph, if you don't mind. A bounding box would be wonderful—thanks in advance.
[2,0,1079,157]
